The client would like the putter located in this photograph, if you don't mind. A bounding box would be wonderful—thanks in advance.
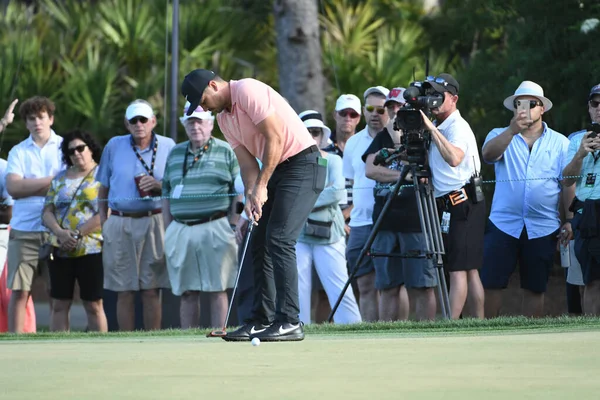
[206,218,254,338]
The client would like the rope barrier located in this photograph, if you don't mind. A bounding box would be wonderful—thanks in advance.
[10,174,585,205]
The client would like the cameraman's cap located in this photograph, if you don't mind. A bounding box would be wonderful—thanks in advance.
[180,101,214,124]
[363,86,390,100]
[589,83,600,100]
[424,73,459,96]
[384,87,406,106]
[335,94,361,115]
[125,102,154,120]
[503,80,552,111]
[181,69,216,116]
[299,110,331,149]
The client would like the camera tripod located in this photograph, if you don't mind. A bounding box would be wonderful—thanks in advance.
[328,162,452,322]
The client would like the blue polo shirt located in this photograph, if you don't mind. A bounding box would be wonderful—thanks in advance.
[483,123,569,239]
[97,133,176,212]
[566,130,600,202]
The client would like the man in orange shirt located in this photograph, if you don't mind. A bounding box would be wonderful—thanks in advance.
[181,69,326,341]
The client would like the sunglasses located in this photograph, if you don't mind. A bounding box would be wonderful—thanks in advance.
[513,99,543,109]
[338,110,359,118]
[590,100,600,108]
[308,128,323,137]
[128,116,148,125]
[365,105,386,115]
[67,144,87,156]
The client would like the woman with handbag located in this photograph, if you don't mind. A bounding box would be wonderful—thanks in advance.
[42,130,107,332]
[295,111,362,324]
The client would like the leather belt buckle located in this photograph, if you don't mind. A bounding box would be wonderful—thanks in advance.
[448,188,468,206]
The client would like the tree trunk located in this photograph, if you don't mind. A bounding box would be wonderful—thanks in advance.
[273,0,324,115]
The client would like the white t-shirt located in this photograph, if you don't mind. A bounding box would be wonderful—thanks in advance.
[429,110,481,197]
[342,128,376,227]
[6,131,65,231]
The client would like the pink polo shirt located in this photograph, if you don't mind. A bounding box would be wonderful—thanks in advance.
[216,79,314,164]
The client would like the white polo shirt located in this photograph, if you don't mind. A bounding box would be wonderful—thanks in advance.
[6,131,65,231]
[429,110,481,198]
[343,127,376,227]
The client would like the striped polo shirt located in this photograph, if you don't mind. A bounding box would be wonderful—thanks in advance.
[162,138,240,221]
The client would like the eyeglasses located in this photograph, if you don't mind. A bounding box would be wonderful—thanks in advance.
[338,110,359,118]
[365,105,386,115]
[67,144,87,156]
[590,100,600,108]
[513,99,543,109]
[128,116,148,125]
[308,128,323,137]
[426,76,458,92]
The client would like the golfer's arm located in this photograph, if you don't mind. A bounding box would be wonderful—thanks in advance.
[233,146,261,196]
[255,114,285,189]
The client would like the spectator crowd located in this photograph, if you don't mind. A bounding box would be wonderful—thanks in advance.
[0,74,599,333]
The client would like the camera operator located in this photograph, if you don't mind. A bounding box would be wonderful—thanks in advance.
[480,81,572,318]
[363,88,437,321]
[419,73,485,319]
[562,83,600,316]
[343,85,390,322]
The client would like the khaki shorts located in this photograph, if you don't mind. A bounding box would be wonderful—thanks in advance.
[7,229,49,291]
[165,218,238,295]
[102,214,169,292]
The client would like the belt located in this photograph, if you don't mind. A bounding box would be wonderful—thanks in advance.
[279,145,319,165]
[111,209,162,218]
[438,184,472,208]
[175,211,228,226]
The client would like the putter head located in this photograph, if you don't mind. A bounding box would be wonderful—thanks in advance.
[206,329,227,338]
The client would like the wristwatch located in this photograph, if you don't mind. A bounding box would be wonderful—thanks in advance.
[72,230,81,240]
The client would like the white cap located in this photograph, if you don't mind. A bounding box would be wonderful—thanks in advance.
[363,86,390,100]
[385,87,406,106]
[335,94,361,115]
[299,110,331,149]
[125,102,154,120]
[180,101,214,123]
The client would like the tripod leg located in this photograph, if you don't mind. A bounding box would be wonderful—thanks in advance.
[327,164,411,323]
[425,186,451,320]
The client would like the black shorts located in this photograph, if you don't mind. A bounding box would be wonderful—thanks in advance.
[438,198,486,272]
[48,253,104,301]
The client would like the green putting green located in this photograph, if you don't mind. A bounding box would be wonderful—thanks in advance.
[1,321,599,399]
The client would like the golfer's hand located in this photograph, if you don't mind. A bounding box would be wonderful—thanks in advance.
[246,184,267,222]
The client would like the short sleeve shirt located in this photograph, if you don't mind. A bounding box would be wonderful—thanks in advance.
[216,79,314,163]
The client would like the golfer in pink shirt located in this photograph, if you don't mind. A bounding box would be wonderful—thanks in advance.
[181,69,326,341]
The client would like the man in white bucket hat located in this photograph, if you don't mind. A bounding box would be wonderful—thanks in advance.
[481,80,573,318]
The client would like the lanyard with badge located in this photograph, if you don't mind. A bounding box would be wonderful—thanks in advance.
[131,134,158,176]
[172,141,210,199]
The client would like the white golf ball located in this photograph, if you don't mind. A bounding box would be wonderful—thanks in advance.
[251,338,260,346]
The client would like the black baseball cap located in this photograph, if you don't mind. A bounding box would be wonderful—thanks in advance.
[589,83,600,100]
[423,73,459,96]
[181,69,216,116]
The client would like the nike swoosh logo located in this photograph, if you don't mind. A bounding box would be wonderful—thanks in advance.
[278,325,299,335]
[250,326,267,335]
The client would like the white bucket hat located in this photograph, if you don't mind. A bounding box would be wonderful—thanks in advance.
[503,81,553,111]
[299,110,331,149]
